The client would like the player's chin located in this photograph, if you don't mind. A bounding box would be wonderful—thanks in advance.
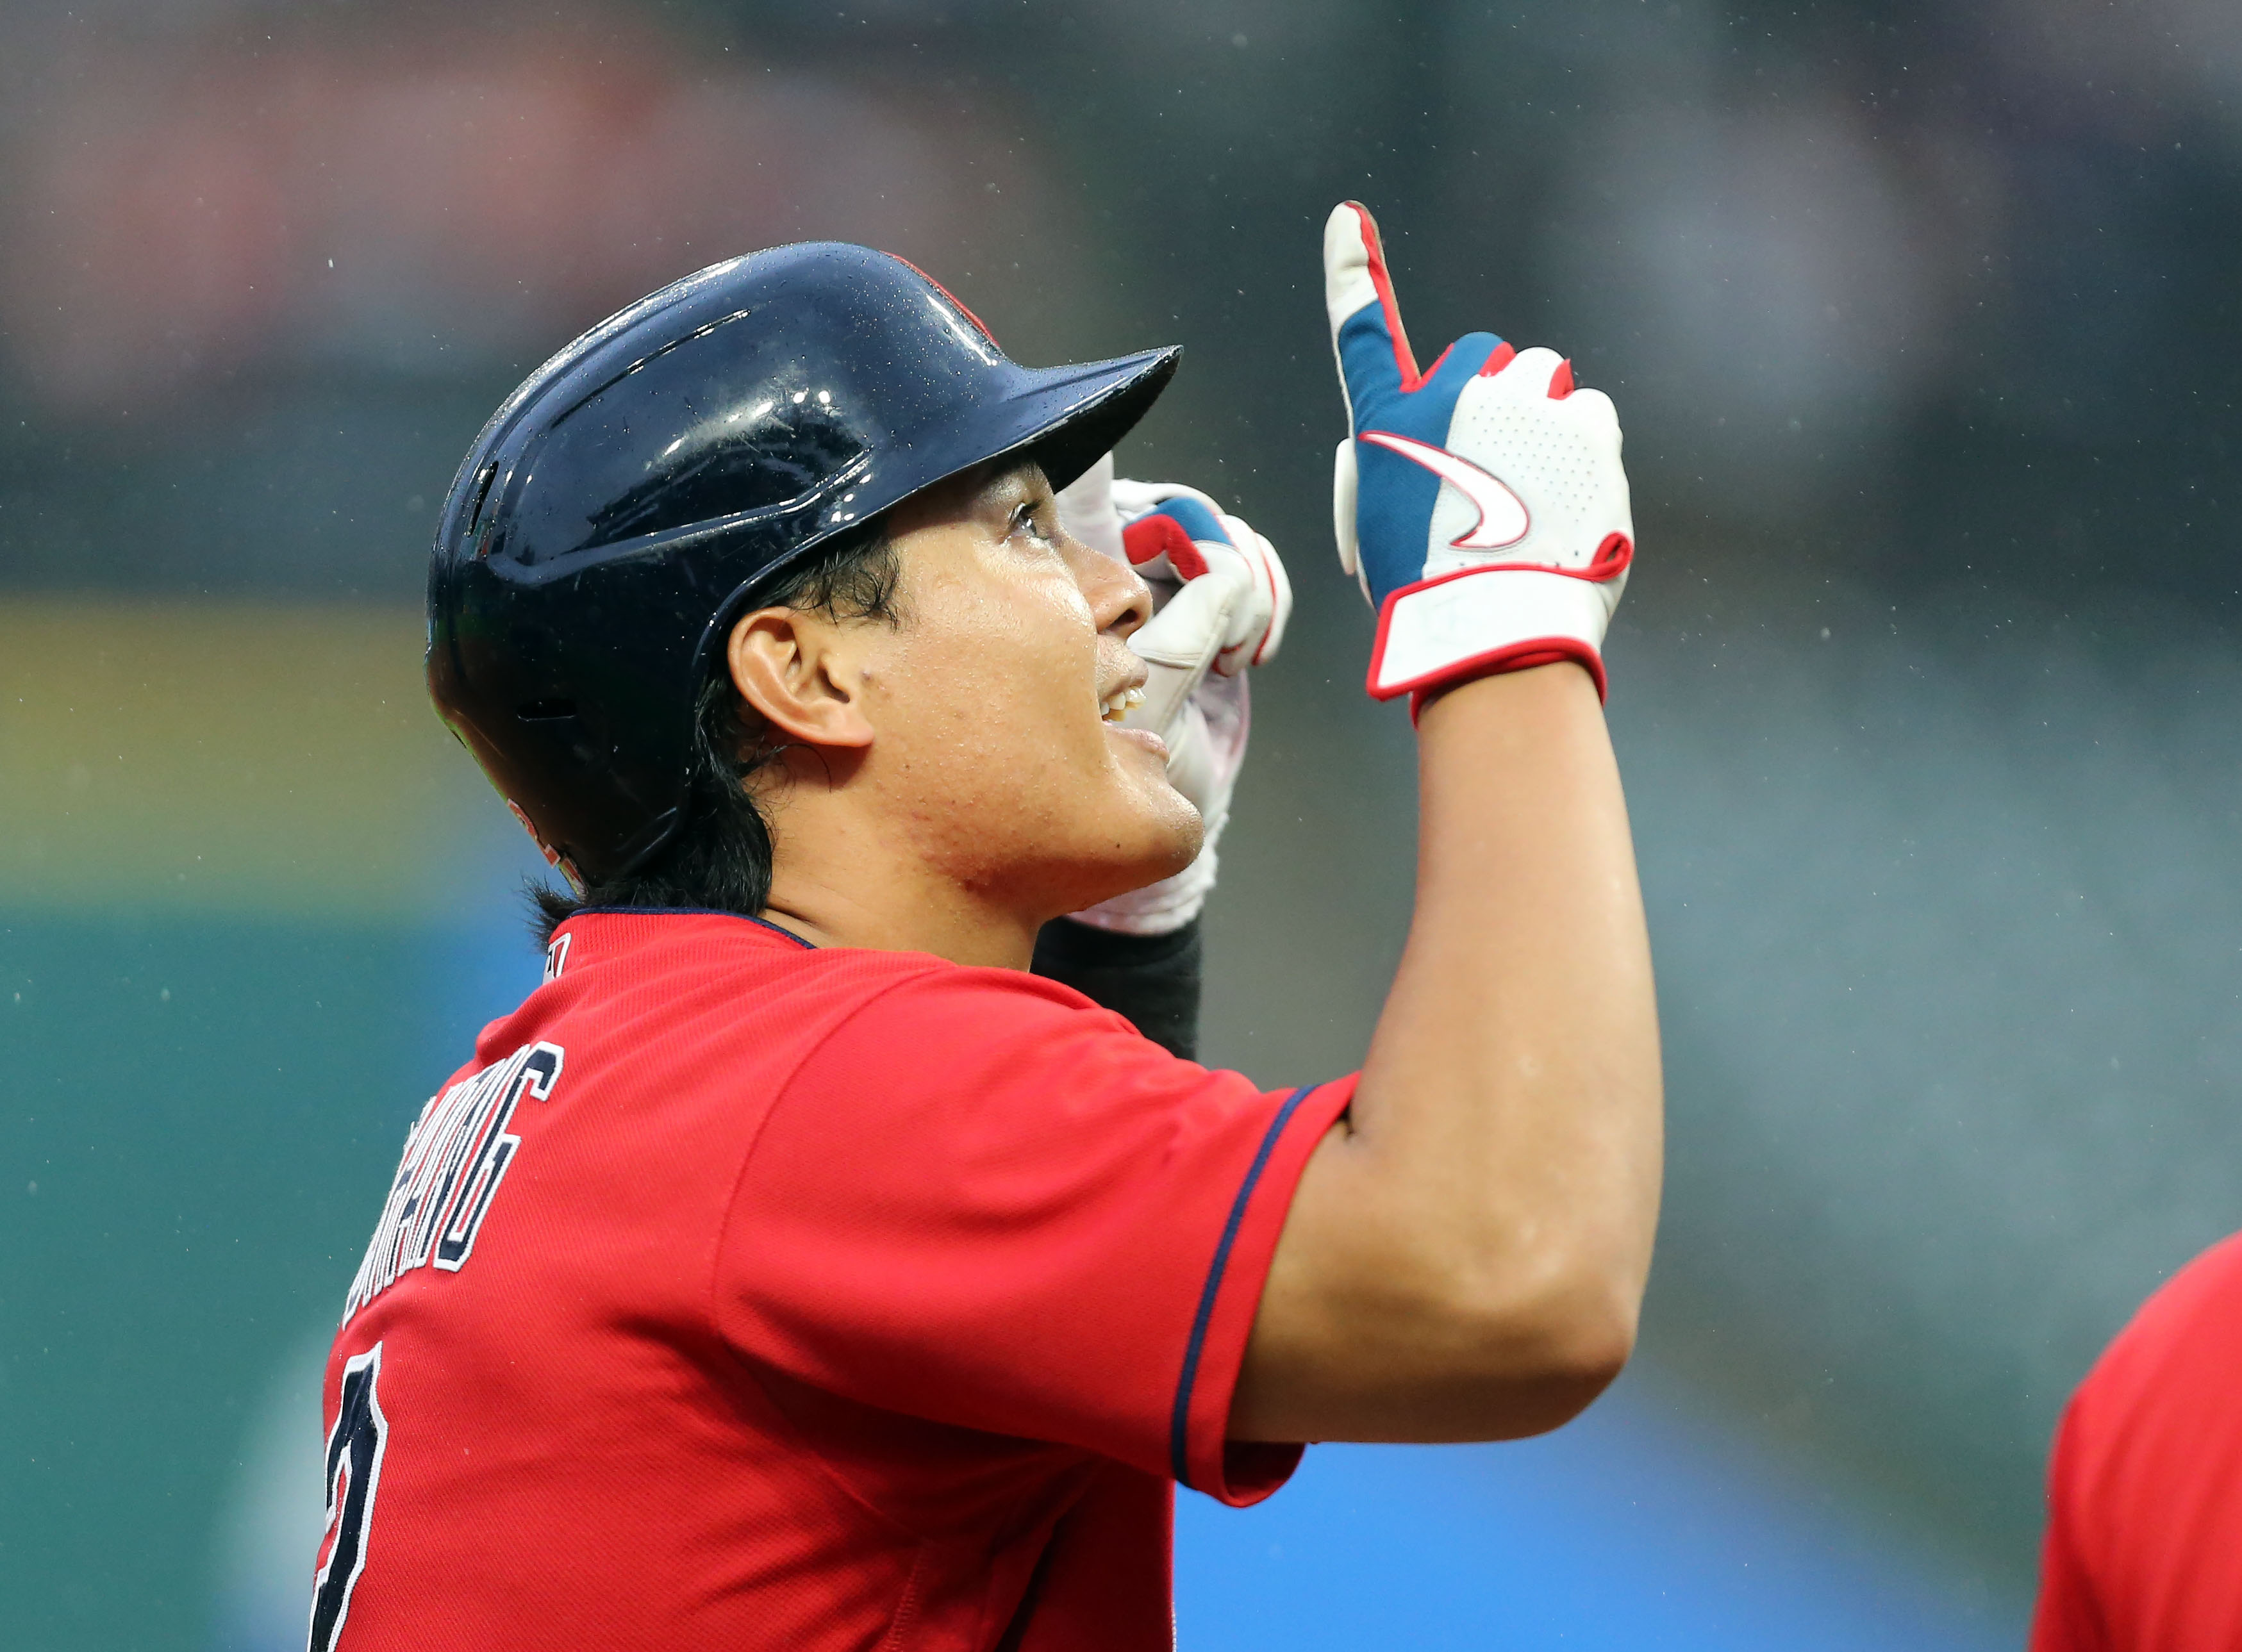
[1051,796,1199,919]
[1062,763,1195,887]
[1120,776,1204,880]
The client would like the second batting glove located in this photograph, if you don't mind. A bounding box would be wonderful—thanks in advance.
[1056,455,1290,934]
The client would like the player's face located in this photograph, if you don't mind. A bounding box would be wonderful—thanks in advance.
[859,461,1203,917]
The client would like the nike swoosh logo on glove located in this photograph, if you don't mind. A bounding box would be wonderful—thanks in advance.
[1359,431,1531,549]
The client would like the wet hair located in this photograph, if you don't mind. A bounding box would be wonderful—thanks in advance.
[529,522,904,946]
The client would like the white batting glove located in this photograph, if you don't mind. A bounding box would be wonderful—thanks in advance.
[1325,201,1634,709]
[1056,454,1291,934]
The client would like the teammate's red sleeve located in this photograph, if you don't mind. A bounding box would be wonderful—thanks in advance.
[2024,1230,2242,1652]
[710,962,1354,1504]
[2029,1397,2112,1652]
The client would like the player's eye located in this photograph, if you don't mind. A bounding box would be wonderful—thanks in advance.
[1009,501,1059,549]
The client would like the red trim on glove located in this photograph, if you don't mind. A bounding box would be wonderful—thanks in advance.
[1547,359,1575,399]
[1247,541,1279,668]
[1585,533,1634,579]
[1363,565,1616,708]
[1344,201,1429,392]
[1345,206,1524,391]
[1121,513,1210,579]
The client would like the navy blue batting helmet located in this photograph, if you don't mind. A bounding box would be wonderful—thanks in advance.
[427,243,1180,886]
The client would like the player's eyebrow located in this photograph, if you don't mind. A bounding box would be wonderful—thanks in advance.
[979,459,1046,503]
[965,459,1050,528]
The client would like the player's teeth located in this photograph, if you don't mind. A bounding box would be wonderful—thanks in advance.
[1123,687,1145,711]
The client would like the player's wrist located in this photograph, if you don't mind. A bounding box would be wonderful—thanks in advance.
[1406,647,1605,724]
[1412,652,1602,736]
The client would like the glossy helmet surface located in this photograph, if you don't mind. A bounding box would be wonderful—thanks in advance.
[428,243,1180,885]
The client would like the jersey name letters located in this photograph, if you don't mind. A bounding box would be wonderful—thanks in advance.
[344,1041,563,1323]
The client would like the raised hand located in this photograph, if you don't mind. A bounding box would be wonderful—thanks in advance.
[1324,201,1633,706]
[1056,456,1291,934]
[1108,477,1288,727]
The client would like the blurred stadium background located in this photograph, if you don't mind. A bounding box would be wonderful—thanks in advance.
[6,0,2241,1646]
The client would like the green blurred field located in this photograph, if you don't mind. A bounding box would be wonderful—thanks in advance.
[2,600,519,1649]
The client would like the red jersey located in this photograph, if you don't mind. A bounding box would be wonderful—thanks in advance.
[2031,1230,2242,1652]
[311,910,1353,1651]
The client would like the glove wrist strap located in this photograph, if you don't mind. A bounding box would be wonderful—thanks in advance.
[1366,566,1612,705]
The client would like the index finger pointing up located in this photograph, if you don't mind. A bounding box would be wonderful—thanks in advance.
[1324,201,1422,411]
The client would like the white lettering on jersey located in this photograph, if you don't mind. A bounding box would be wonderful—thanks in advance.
[343,1041,563,1324]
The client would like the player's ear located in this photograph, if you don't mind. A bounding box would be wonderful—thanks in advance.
[726,608,878,750]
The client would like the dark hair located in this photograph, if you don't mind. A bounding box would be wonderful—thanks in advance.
[529,523,904,945]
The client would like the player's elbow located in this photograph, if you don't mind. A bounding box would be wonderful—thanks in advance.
[1236,1223,1643,1445]
[1420,1246,1641,1439]
[1484,1282,1638,1437]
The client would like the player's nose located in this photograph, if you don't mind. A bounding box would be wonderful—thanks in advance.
[1069,538,1154,639]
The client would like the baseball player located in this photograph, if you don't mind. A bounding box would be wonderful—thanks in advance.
[2030,1232,2242,1649]
[311,203,1660,1649]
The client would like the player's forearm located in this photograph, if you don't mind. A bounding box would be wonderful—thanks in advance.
[1235,663,1661,1441]
[1378,663,1661,1344]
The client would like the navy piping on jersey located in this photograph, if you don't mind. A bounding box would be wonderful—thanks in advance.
[1168,1083,1317,1488]
[563,907,817,949]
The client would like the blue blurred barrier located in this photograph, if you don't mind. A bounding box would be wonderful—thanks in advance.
[1176,1366,2022,1651]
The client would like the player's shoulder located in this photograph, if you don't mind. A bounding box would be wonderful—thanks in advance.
[449,909,946,1071]
[798,951,1145,1071]
[479,908,1123,1057]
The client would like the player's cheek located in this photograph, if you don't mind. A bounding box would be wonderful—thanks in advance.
[1011,602,1099,745]
[964,638,1074,780]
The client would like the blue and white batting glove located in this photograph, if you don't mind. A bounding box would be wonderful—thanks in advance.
[1325,201,1634,708]
[1056,454,1291,934]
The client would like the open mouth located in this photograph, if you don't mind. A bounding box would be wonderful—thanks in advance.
[1100,685,1147,723]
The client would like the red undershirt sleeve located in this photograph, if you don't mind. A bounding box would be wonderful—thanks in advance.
[710,962,1355,1505]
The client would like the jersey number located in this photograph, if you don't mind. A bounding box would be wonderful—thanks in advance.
[309,1344,388,1652]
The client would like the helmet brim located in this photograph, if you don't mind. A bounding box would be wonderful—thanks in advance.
[726,343,1182,615]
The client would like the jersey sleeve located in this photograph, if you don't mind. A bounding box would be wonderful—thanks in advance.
[710,962,1355,1505]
